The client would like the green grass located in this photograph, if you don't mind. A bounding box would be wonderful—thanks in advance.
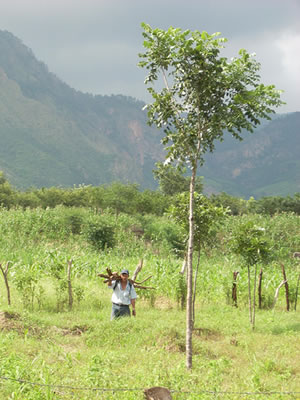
[0,208,299,399]
[0,286,299,400]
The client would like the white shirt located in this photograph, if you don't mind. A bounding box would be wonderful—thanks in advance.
[108,280,137,305]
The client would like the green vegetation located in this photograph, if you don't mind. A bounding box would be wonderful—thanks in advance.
[1,172,300,216]
[0,203,299,398]
[0,26,299,398]
[230,220,273,330]
[0,30,162,190]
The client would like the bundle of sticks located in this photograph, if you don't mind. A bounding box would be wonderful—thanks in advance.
[98,265,155,290]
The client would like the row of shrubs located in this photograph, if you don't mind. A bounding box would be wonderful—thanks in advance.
[1,172,300,216]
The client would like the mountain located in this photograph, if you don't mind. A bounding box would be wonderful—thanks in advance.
[0,30,299,198]
[201,112,300,197]
[0,30,164,189]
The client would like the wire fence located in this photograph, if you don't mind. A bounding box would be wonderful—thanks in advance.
[1,375,300,397]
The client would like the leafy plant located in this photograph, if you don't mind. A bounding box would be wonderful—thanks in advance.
[83,221,115,251]
[168,192,228,323]
[230,220,272,329]
[12,263,43,310]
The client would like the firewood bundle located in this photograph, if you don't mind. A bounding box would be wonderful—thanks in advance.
[98,262,155,290]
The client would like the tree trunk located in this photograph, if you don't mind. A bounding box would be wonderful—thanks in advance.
[252,264,258,330]
[192,247,201,327]
[281,263,289,311]
[0,263,11,306]
[247,265,252,324]
[186,163,197,370]
[258,268,263,309]
[180,252,187,310]
[232,271,239,308]
[295,273,300,311]
[67,259,73,310]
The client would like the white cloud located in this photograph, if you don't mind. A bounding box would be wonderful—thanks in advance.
[275,31,300,85]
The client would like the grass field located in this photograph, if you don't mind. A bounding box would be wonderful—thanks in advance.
[0,284,299,399]
[0,207,299,399]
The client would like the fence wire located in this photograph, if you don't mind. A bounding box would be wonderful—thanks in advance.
[1,375,300,397]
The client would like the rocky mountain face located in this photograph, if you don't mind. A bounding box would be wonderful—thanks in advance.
[0,30,299,197]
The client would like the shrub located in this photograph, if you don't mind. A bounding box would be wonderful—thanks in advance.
[62,209,84,234]
[83,221,115,251]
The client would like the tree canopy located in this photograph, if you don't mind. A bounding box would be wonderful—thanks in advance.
[139,23,284,168]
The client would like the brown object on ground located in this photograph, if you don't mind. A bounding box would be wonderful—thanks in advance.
[144,387,172,400]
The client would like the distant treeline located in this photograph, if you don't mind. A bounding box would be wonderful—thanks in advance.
[0,172,299,215]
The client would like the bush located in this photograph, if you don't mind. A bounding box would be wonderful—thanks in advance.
[139,215,185,254]
[83,221,115,251]
[62,209,84,234]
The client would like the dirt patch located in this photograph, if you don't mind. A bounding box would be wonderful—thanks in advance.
[162,338,186,353]
[0,311,21,331]
[158,328,186,353]
[52,324,90,336]
[153,297,175,310]
[0,312,90,338]
[62,325,89,336]
[0,311,44,336]
[193,327,223,341]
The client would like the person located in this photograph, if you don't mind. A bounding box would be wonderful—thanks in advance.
[107,269,137,320]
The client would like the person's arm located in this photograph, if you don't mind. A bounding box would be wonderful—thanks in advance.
[131,299,136,316]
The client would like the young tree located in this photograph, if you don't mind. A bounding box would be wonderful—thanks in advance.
[139,23,283,369]
[230,221,271,330]
[167,193,228,324]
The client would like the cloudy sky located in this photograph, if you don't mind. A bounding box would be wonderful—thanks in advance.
[0,0,299,113]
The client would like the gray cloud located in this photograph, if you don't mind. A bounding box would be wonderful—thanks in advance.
[0,0,299,111]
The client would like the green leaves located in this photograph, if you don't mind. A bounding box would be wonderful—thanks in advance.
[230,220,272,266]
[83,221,115,251]
[139,23,284,169]
[167,193,228,250]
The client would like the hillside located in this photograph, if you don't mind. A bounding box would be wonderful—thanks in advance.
[0,29,299,197]
[202,112,300,197]
[0,30,163,189]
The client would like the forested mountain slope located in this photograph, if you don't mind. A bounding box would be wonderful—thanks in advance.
[0,30,299,197]
[202,112,300,197]
[0,30,163,189]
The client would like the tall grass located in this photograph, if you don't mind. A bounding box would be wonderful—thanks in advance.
[0,207,299,309]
